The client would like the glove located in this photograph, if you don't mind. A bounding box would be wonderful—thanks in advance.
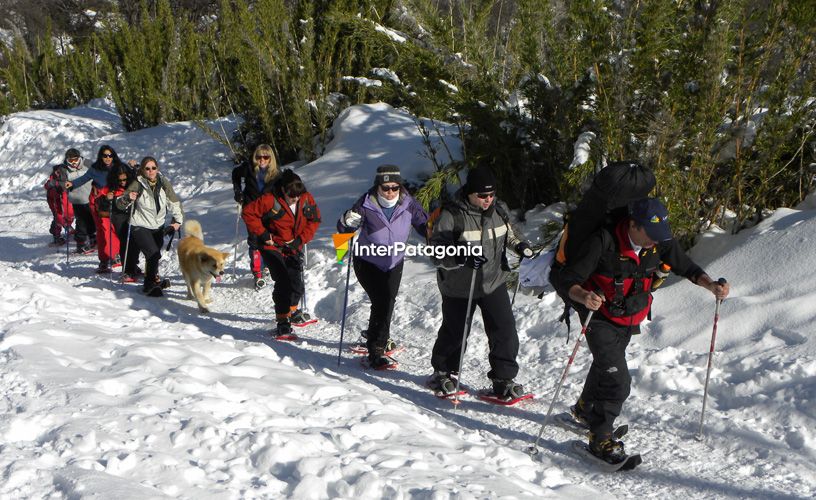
[283,236,302,253]
[234,191,243,204]
[515,242,534,259]
[164,226,176,237]
[343,210,362,229]
[464,255,487,270]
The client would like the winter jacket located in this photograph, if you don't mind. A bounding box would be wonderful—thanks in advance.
[116,175,184,230]
[49,159,92,205]
[43,163,66,194]
[70,162,113,198]
[558,218,705,327]
[94,185,128,218]
[336,188,428,271]
[242,187,321,256]
[430,189,523,299]
[232,162,277,206]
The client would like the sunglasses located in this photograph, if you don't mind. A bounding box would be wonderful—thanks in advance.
[379,185,400,193]
[475,192,495,200]
[144,166,158,171]
[256,155,271,160]
[102,153,113,158]
[67,157,80,163]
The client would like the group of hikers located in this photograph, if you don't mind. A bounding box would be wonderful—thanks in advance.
[44,145,730,466]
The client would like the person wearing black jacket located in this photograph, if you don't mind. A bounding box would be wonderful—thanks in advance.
[232,144,280,289]
[557,198,729,465]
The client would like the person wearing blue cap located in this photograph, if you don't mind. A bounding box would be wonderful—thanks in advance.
[556,197,730,465]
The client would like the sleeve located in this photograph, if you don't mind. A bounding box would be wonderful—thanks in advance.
[231,165,243,193]
[336,194,367,233]
[429,208,462,270]
[409,197,429,237]
[242,194,273,243]
[557,231,606,295]
[659,239,705,283]
[69,169,92,190]
[115,180,141,211]
[162,179,184,224]
[297,192,321,245]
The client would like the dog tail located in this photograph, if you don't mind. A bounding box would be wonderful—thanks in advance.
[183,220,204,241]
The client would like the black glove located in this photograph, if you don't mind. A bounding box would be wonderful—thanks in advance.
[515,242,533,259]
[283,236,302,253]
[234,191,243,204]
[164,226,176,237]
[464,255,487,270]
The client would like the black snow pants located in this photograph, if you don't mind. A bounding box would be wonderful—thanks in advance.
[354,257,404,353]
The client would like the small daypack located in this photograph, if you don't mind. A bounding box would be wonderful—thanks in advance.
[549,161,656,330]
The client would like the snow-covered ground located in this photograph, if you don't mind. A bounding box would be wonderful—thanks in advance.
[0,100,814,499]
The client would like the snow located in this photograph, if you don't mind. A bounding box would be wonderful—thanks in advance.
[1,100,815,498]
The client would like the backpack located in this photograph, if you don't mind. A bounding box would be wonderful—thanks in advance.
[549,161,656,331]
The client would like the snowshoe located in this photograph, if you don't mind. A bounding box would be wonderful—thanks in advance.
[572,438,642,472]
[76,243,95,255]
[49,236,67,247]
[120,273,138,284]
[95,261,112,274]
[349,337,403,356]
[290,309,317,327]
[143,284,163,297]
[427,371,465,399]
[272,322,297,341]
[111,256,122,269]
[254,277,266,291]
[361,354,399,371]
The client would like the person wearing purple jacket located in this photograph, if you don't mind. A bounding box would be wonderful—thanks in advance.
[337,165,428,369]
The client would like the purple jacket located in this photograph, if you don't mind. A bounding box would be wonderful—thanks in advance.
[337,188,428,271]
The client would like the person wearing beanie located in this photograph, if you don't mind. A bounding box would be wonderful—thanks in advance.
[46,147,98,253]
[232,144,281,290]
[337,164,428,369]
[242,169,321,339]
[43,148,81,246]
[556,196,729,465]
[427,166,534,400]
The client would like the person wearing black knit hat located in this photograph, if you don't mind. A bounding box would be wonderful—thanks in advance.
[337,164,428,370]
[427,166,535,400]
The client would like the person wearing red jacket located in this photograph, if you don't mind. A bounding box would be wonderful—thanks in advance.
[242,169,321,339]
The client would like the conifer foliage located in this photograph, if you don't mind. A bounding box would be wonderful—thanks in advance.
[1,0,813,239]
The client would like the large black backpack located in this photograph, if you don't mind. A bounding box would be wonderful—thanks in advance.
[549,161,656,330]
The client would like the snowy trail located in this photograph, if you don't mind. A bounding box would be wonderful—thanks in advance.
[1,100,814,498]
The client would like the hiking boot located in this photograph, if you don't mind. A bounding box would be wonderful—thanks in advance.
[96,261,111,273]
[274,321,294,339]
[570,399,591,427]
[429,371,457,396]
[76,243,94,255]
[368,351,398,370]
[589,435,628,465]
[111,256,122,269]
[254,277,266,290]
[290,309,312,325]
[51,235,66,246]
[491,378,525,400]
[143,283,163,297]
[153,276,170,289]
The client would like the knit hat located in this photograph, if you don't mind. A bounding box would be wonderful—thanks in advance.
[630,198,672,242]
[65,148,81,160]
[374,165,402,186]
[465,167,497,194]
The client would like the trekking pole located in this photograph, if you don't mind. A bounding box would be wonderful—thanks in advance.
[64,193,70,266]
[528,310,595,455]
[120,201,136,282]
[451,267,479,406]
[108,210,113,283]
[300,243,308,313]
[231,203,241,281]
[511,273,522,305]
[697,278,727,441]
[337,236,354,367]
